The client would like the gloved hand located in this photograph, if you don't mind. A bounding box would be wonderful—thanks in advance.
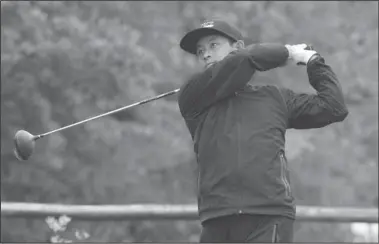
[285,44,318,66]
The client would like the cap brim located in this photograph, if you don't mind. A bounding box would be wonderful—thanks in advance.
[180,28,236,55]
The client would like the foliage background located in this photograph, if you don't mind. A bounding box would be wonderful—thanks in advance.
[1,1,378,242]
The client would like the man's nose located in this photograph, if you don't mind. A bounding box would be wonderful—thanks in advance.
[203,51,211,61]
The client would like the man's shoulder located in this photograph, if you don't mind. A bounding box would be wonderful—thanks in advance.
[178,71,203,97]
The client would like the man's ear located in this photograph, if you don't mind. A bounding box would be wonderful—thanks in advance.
[233,40,245,50]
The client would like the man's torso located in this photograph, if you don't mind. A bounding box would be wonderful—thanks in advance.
[183,83,295,222]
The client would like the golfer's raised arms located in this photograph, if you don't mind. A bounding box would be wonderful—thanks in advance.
[178,44,289,118]
[280,55,349,129]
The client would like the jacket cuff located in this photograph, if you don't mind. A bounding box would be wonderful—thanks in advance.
[307,54,323,66]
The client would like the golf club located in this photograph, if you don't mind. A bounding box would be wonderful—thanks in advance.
[13,45,315,161]
[13,88,180,161]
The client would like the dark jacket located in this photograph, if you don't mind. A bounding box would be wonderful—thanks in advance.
[177,44,348,223]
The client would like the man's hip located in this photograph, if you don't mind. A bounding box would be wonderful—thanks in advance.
[200,213,294,243]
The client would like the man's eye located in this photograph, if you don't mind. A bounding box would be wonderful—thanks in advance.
[210,43,218,48]
[197,49,204,55]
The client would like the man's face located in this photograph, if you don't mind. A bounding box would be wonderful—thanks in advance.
[196,35,238,68]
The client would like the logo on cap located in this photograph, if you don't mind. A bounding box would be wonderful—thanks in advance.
[201,21,214,28]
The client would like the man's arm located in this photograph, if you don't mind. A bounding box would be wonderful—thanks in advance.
[178,44,289,118]
[281,55,349,129]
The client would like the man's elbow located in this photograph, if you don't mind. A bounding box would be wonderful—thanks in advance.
[333,105,349,122]
[336,109,349,122]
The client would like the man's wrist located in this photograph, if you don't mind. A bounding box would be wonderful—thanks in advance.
[306,53,321,66]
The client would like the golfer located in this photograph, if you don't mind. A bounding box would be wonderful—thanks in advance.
[177,19,348,242]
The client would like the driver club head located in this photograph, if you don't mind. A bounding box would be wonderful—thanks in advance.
[13,130,36,161]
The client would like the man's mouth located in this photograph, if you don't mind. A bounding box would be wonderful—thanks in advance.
[205,62,216,68]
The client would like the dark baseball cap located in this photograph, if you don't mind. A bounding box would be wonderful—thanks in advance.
[180,20,244,55]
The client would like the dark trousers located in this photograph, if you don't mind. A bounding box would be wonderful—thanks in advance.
[199,214,294,243]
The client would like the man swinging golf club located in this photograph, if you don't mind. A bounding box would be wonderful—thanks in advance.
[178,19,348,242]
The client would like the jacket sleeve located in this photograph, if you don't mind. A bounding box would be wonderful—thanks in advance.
[178,43,289,118]
[281,55,349,129]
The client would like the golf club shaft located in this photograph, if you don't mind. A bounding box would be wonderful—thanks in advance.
[34,88,180,140]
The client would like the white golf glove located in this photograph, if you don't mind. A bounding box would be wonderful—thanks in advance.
[285,44,318,65]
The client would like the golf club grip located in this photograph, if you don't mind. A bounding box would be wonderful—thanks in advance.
[297,45,314,66]
[37,88,181,138]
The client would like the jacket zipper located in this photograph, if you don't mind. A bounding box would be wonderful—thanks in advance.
[197,153,201,195]
[236,102,243,214]
[271,224,278,242]
[280,152,291,197]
